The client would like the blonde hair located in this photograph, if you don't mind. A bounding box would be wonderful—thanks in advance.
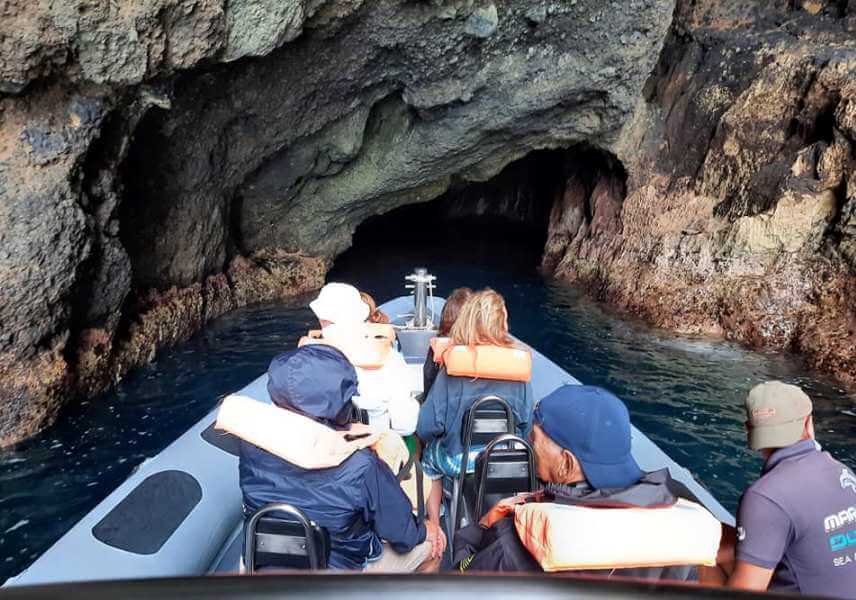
[360,291,390,324]
[448,288,513,347]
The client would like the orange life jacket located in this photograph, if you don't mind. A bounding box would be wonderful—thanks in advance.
[432,341,532,382]
[429,337,451,363]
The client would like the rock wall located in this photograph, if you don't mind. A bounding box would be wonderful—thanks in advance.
[544,1,856,383]
[3,0,852,446]
[0,0,675,444]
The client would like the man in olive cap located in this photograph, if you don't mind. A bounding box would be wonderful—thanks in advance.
[706,381,856,598]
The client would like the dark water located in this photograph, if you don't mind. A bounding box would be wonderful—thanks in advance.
[1,220,854,582]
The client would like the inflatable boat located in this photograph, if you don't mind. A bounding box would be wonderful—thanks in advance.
[4,269,734,587]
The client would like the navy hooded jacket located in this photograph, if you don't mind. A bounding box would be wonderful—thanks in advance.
[239,345,426,570]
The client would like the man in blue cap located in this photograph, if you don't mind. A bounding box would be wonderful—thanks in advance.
[454,384,694,579]
[240,344,442,572]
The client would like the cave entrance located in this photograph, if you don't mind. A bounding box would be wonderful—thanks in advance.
[328,146,627,300]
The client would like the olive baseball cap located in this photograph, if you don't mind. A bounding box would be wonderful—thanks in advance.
[745,381,812,451]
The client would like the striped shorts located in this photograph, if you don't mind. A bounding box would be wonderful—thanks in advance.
[420,441,485,480]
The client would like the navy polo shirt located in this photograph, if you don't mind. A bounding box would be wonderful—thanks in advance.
[736,439,856,598]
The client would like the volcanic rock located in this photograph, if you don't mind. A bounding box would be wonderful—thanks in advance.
[1,0,854,445]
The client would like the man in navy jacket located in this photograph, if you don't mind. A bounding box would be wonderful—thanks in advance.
[240,344,441,571]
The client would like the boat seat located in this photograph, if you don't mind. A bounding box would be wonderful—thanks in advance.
[471,434,537,521]
[209,523,244,574]
[455,435,536,531]
[243,504,330,572]
[446,395,516,551]
[348,404,370,426]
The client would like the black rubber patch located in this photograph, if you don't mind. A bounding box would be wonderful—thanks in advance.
[92,470,202,555]
[201,422,241,457]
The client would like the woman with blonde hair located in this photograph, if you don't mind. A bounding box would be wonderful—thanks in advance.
[416,289,534,537]
[448,288,513,348]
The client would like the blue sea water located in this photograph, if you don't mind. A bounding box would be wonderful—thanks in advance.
[0,221,853,582]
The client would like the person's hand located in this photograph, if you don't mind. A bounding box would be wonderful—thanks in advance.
[348,422,375,435]
[337,424,379,449]
[479,495,529,529]
[424,519,446,559]
[433,522,447,557]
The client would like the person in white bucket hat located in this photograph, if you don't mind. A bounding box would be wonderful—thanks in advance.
[308,283,419,437]
[310,283,370,326]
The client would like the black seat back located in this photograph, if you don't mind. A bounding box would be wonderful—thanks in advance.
[454,396,516,531]
[347,403,371,426]
[473,434,537,521]
[244,504,330,572]
[466,399,515,447]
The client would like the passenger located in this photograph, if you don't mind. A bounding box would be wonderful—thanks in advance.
[702,382,856,597]
[239,344,443,572]
[417,289,534,533]
[423,287,473,394]
[454,385,696,581]
[360,291,390,324]
[309,283,418,435]
[353,289,418,435]
[309,282,369,328]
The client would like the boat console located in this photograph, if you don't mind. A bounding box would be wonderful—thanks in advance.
[391,268,444,364]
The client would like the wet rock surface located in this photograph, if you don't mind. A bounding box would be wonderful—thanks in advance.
[71,253,326,407]
[130,0,672,276]
[0,0,674,443]
[544,1,856,383]
[0,0,853,444]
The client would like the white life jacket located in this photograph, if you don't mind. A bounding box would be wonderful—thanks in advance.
[215,395,427,511]
[298,323,395,370]
[514,499,721,572]
[215,394,378,469]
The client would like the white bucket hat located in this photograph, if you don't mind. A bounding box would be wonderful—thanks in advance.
[309,283,369,324]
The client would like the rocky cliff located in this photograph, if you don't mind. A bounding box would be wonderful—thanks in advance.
[0,0,675,445]
[543,0,856,385]
[0,0,853,446]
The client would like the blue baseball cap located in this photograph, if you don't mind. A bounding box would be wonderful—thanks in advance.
[534,385,643,489]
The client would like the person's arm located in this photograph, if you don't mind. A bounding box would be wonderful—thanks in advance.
[698,523,736,585]
[724,491,792,591]
[416,369,448,443]
[512,382,534,438]
[479,495,531,529]
[363,455,427,552]
[423,347,439,395]
[729,562,775,591]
